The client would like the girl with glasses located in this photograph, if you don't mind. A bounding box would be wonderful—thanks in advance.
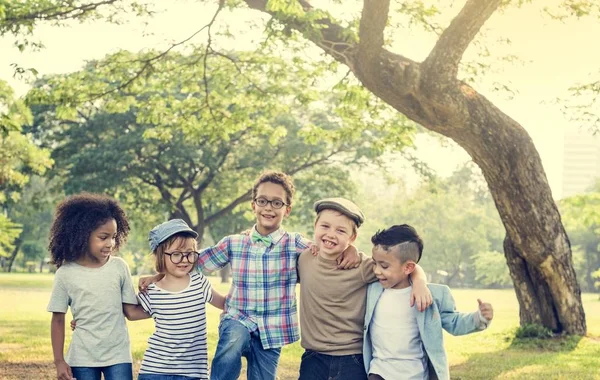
[126,219,226,380]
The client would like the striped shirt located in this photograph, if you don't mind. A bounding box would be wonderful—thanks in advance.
[138,272,213,379]
[198,226,310,349]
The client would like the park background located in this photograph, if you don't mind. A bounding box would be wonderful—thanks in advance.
[1,0,600,378]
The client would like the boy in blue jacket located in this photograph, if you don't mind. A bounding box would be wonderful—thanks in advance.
[363,224,494,380]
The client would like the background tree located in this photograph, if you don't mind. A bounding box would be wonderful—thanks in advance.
[0,80,53,271]
[3,0,595,334]
[355,163,507,287]
[27,48,416,247]
[559,184,600,292]
[225,0,589,334]
[3,176,59,273]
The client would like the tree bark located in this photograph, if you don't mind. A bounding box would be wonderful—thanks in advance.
[242,0,587,334]
[6,237,22,273]
[220,264,231,283]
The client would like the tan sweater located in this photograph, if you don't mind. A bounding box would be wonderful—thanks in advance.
[298,250,377,355]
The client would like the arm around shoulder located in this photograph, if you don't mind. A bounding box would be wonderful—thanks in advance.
[209,289,226,310]
[197,236,234,272]
[122,303,151,321]
[410,264,433,312]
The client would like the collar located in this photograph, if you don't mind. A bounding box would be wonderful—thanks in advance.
[251,225,285,246]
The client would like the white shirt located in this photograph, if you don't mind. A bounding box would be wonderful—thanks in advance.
[368,286,429,380]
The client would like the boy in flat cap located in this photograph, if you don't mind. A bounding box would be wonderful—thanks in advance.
[297,198,432,380]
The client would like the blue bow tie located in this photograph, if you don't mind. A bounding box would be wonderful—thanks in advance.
[251,231,272,246]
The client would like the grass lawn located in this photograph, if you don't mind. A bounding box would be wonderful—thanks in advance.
[1,273,599,379]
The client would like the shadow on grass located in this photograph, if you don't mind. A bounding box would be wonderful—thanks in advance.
[449,335,600,379]
[0,360,55,380]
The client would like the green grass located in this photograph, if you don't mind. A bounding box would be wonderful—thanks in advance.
[1,273,599,379]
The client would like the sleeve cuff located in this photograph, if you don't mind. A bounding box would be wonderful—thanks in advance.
[474,309,491,330]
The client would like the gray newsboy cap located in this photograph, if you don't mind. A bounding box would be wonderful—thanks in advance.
[149,219,198,252]
[313,197,365,228]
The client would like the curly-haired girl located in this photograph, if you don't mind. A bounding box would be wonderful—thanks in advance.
[47,192,137,380]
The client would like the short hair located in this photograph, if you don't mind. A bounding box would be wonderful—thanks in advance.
[315,210,358,236]
[371,224,423,263]
[153,233,198,273]
[251,170,295,205]
[49,192,130,268]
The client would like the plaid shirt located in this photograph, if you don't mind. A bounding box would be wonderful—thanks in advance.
[198,226,310,349]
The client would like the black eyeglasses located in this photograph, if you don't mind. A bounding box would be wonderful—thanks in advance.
[164,251,199,264]
[254,198,288,209]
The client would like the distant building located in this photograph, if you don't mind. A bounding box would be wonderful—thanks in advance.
[562,127,600,198]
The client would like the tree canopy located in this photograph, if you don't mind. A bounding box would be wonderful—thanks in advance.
[28,48,417,241]
[0,80,52,261]
[3,0,599,334]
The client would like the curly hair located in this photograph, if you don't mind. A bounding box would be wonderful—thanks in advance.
[251,171,295,205]
[48,192,130,268]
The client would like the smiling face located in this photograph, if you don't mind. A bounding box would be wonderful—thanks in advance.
[87,218,117,264]
[252,182,291,235]
[163,236,197,279]
[371,244,415,289]
[314,209,357,259]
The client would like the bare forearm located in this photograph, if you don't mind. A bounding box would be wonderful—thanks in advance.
[410,264,427,283]
[50,313,66,363]
[123,304,150,321]
[209,291,226,310]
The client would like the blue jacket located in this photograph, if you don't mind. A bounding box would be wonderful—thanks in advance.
[363,283,486,380]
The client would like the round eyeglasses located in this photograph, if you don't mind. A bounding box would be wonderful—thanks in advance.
[254,197,288,209]
[164,251,199,264]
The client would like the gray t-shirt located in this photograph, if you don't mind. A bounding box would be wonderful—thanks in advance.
[47,256,138,367]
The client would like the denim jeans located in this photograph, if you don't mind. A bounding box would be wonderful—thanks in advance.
[298,350,367,380]
[138,374,197,380]
[210,319,281,380]
[71,362,132,380]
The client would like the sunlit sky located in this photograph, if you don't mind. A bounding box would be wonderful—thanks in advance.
[2,0,599,200]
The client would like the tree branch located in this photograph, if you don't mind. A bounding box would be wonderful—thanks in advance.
[204,189,253,225]
[2,0,119,24]
[358,0,390,62]
[203,0,226,124]
[422,0,501,83]
[244,0,357,67]
[209,50,268,94]
[83,3,223,102]
[287,150,341,176]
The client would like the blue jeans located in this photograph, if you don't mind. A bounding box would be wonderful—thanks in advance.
[210,319,281,380]
[71,362,132,380]
[298,350,367,380]
[138,375,197,380]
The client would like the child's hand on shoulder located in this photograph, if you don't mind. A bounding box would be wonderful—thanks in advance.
[337,244,361,269]
[411,280,433,312]
[478,298,494,321]
[138,273,164,293]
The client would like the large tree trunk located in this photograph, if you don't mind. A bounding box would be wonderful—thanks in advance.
[243,0,586,334]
